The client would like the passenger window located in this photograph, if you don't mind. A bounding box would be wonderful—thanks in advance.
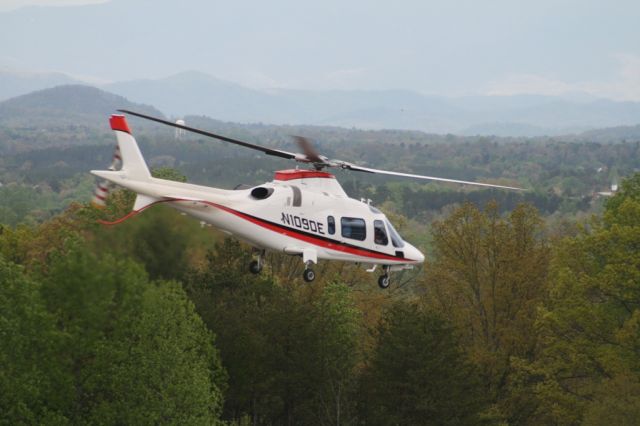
[328,216,335,235]
[373,220,389,245]
[341,217,366,241]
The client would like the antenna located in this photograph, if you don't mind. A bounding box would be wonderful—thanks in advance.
[175,119,186,140]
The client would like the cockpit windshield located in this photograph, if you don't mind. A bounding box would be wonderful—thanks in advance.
[385,219,405,248]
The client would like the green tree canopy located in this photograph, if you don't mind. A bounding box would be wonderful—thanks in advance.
[359,302,485,425]
[0,256,69,425]
[185,239,363,425]
[424,201,549,423]
[534,173,640,424]
[0,240,226,425]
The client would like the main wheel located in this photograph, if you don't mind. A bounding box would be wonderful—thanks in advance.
[249,260,262,274]
[303,268,316,283]
[378,275,390,289]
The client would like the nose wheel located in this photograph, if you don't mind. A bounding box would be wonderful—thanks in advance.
[377,265,391,289]
[378,274,390,289]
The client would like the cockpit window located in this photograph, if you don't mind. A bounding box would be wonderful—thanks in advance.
[373,220,389,246]
[341,217,366,241]
[385,219,405,248]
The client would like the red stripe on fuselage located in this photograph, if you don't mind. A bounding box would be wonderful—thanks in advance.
[98,195,414,262]
[185,199,413,262]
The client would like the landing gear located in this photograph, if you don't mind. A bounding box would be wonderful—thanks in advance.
[249,248,265,274]
[249,260,262,274]
[303,265,316,283]
[378,266,391,289]
[301,251,318,283]
[378,274,390,289]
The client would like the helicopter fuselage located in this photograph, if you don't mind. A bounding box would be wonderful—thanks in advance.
[109,168,424,267]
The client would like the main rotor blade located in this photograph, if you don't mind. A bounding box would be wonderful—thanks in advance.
[340,163,525,191]
[118,109,300,161]
[291,136,323,163]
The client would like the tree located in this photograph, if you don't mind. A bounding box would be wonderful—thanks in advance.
[39,241,226,424]
[185,239,363,425]
[533,173,640,424]
[308,283,361,426]
[582,374,640,426]
[88,168,206,281]
[0,256,70,425]
[84,280,226,425]
[131,209,191,280]
[359,302,485,425]
[424,201,550,423]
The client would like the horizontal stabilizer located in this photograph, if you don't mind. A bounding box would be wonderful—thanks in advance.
[133,194,159,211]
[90,169,124,182]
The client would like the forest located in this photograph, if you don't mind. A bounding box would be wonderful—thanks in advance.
[2,114,636,228]
[2,161,640,424]
[2,89,640,424]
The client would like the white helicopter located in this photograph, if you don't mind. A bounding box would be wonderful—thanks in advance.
[91,110,522,289]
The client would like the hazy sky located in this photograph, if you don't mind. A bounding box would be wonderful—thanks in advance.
[1,0,639,100]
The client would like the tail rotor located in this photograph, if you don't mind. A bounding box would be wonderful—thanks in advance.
[91,145,122,208]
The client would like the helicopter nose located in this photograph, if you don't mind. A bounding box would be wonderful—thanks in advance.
[405,243,425,264]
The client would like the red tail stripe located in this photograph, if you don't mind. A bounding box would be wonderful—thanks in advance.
[109,115,131,133]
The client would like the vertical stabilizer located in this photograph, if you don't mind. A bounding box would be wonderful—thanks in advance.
[109,115,151,181]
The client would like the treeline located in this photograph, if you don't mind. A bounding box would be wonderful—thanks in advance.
[2,174,640,424]
[342,182,574,217]
[4,128,638,226]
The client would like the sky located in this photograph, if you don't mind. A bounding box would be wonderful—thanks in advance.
[1,0,639,100]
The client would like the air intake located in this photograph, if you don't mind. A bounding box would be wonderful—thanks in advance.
[250,187,274,200]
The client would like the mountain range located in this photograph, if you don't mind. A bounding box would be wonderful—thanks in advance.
[0,84,162,128]
[1,70,640,137]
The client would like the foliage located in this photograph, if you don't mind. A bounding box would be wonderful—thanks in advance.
[0,238,226,425]
[3,161,640,424]
[185,239,363,425]
[424,201,550,423]
[532,173,640,424]
[359,302,486,425]
[0,256,69,425]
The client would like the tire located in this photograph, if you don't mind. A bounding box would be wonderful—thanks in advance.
[249,260,262,274]
[303,268,316,283]
[378,275,390,289]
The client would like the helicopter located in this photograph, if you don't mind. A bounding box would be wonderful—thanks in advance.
[91,110,523,289]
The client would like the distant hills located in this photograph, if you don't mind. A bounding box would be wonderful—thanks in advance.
[0,85,163,153]
[0,85,162,128]
[0,75,639,141]
[105,71,640,136]
[567,124,640,143]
